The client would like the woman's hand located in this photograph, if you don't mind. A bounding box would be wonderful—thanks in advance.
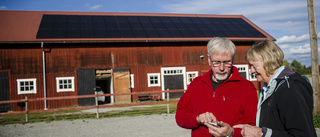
[233,124,262,137]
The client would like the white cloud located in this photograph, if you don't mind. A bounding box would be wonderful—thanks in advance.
[158,0,319,66]
[279,44,290,50]
[289,43,311,54]
[276,34,310,44]
[160,0,311,39]
[89,4,103,10]
[0,6,7,10]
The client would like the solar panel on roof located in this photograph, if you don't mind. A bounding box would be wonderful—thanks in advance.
[36,14,267,39]
[68,15,81,22]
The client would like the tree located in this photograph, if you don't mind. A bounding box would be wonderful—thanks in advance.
[291,60,305,74]
[304,65,312,74]
[283,60,292,69]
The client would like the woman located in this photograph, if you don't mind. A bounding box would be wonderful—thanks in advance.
[234,39,316,137]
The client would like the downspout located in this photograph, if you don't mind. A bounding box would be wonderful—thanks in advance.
[41,42,48,110]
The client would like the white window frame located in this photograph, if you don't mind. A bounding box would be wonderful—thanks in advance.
[249,69,257,81]
[130,74,134,88]
[234,65,249,80]
[17,78,37,95]
[161,67,187,99]
[147,73,161,87]
[186,71,198,85]
[56,77,75,92]
[161,67,187,91]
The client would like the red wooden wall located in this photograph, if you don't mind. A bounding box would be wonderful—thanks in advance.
[0,41,259,111]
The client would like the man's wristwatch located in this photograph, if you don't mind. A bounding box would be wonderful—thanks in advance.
[225,128,234,137]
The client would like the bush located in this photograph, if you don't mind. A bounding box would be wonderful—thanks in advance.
[313,114,320,128]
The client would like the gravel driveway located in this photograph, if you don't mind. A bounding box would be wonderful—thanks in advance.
[1,104,320,137]
[0,114,190,137]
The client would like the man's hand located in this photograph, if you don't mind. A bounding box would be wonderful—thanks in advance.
[204,121,233,137]
[233,124,262,137]
[196,112,217,124]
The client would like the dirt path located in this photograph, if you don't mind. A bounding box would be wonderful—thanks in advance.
[1,104,320,137]
[0,114,190,137]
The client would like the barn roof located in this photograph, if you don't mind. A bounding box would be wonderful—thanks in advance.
[0,10,275,43]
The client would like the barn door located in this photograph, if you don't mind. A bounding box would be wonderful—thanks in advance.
[113,68,131,104]
[77,69,96,106]
[0,71,10,112]
[161,67,186,98]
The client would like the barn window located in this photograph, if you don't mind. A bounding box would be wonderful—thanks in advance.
[187,71,198,85]
[234,65,249,80]
[17,78,37,94]
[249,70,257,81]
[56,77,75,92]
[147,73,160,87]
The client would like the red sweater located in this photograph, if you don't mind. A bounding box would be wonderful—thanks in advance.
[175,67,258,137]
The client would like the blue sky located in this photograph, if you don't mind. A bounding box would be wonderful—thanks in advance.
[1,0,320,66]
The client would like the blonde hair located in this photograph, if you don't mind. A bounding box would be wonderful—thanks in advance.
[207,37,236,56]
[246,39,284,76]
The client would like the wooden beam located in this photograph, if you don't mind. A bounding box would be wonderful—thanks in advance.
[307,0,320,114]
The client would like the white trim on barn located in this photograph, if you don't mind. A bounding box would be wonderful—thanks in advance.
[161,67,187,99]
[17,78,37,95]
[56,77,75,92]
[147,73,161,87]
[234,64,249,80]
[186,71,198,85]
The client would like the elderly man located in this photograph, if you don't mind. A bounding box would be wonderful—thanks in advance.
[175,37,258,137]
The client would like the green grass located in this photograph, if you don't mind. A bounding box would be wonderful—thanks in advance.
[2,102,320,128]
[0,103,178,125]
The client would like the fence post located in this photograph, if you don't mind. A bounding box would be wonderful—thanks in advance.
[95,92,99,119]
[25,96,28,122]
[167,89,170,114]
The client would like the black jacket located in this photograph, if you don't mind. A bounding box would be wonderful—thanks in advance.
[259,67,317,137]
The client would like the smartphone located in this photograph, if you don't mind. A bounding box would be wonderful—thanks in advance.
[207,121,219,127]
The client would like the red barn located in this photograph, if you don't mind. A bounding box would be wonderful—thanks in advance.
[0,11,274,111]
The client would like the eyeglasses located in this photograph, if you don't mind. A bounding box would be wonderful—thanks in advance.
[210,58,233,67]
[249,65,257,70]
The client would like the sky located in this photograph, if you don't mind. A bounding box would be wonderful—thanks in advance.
[1,0,320,67]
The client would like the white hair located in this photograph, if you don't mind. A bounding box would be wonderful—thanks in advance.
[207,37,236,56]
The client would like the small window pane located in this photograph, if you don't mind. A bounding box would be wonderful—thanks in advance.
[56,77,74,92]
[17,78,37,94]
[148,73,160,87]
[187,72,198,85]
